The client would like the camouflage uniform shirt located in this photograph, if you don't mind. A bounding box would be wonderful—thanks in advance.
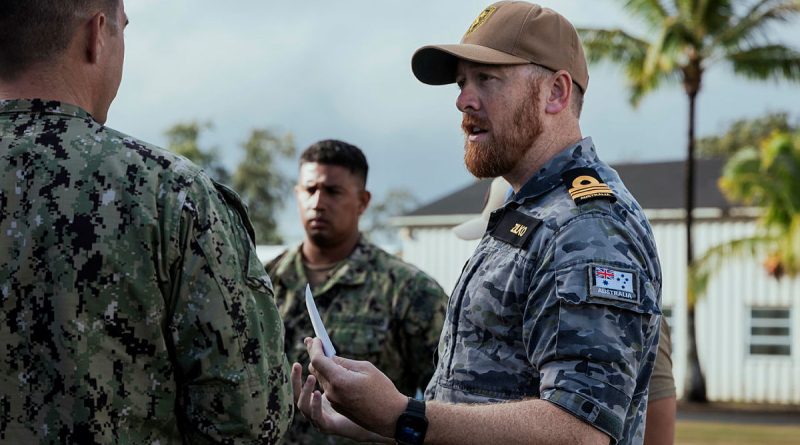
[425,138,662,445]
[267,237,447,445]
[0,100,293,444]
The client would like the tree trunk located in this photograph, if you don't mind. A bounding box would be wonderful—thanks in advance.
[684,90,707,402]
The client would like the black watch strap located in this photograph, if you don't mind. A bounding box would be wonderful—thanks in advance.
[406,397,426,416]
[395,397,428,445]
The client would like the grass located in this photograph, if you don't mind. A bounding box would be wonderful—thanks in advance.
[676,420,800,445]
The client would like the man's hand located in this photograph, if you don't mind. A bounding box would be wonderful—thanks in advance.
[291,362,391,443]
[304,337,408,438]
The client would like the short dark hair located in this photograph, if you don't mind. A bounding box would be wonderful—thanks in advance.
[0,0,120,81]
[300,139,369,186]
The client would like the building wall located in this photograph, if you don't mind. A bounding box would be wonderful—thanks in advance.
[400,220,800,404]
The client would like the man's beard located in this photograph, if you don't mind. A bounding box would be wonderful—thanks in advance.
[462,83,542,178]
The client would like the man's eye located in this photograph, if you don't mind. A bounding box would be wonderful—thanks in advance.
[478,73,491,82]
[456,80,465,90]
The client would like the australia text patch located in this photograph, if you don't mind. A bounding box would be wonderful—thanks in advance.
[561,167,616,205]
[489,209,541,248]
[589,265,638,303]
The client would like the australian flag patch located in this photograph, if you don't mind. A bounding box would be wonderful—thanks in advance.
[589,265,638,303]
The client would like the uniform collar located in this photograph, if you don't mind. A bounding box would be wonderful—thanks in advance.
[0,99,95,121]
[276,235,372,297]
[510,137,599,204]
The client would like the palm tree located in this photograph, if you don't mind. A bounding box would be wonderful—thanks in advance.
[693,130,800,290]
[578,0,800,402]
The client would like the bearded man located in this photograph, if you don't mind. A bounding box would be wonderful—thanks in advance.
[293,2,662,445]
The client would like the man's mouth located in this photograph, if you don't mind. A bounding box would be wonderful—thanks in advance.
[462,116,490,142]
[466,125,489,142]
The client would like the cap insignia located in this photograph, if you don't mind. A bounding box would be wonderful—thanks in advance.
[465,6,497,37]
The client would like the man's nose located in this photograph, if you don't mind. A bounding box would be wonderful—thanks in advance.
[307,189,324,210]
[456,85,480,113]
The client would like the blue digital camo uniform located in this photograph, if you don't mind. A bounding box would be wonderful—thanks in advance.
[425,138,662,445]
[0,100,293,444]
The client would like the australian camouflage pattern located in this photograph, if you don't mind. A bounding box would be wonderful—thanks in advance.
[267,237,447,445]
[425,138,662,445]
[0,100,293,444]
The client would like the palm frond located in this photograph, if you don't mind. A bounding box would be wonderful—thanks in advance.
[622,0,672,26]
[715,1,800,49]
[578,28,649,63]
[692,0,736,37]
[727,44,800,81]
[689,233,775,303]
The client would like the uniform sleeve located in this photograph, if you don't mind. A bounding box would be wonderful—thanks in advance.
[648,318,676,401]
[525,212,660,443]
[396,271,448,394]
[166,177,293,444]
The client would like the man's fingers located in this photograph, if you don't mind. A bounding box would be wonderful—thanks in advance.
[310,390,324,430]
[331,355,373,373]
[291,362,303,405]
[295,371,318,420]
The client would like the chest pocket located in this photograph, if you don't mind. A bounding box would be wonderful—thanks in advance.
[328,314,389,361]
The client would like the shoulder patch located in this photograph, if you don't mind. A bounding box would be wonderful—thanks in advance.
[561,167,616,205]
[589,265,638,303]
[489,209,541,248]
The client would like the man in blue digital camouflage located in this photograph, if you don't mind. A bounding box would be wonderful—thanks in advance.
[0,1,292,443]
[292,2,662,445]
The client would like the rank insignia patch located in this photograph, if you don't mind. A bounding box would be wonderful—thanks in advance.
[561,167,616,205]
[589,265,638,303]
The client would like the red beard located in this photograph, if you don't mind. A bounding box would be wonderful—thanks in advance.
[462,82,542,178]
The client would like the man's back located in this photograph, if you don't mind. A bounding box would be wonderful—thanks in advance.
[0,99,293,444]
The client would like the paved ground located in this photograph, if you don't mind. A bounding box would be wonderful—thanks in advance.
[678,402,800,426]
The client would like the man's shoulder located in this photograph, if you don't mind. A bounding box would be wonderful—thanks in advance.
[521,161,646,233]
[358,240,443,289]
[265,244,301,283]
[99,126,204,178]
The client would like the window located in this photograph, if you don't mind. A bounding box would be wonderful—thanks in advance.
[748,308,792,356]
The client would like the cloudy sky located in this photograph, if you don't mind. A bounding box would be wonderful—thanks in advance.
[111,0,800,243]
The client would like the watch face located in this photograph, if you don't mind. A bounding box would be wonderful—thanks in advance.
[396,414,428,445]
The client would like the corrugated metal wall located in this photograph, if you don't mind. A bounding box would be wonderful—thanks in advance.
[401,219,800,404]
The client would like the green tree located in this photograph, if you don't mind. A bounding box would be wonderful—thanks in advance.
[579,0,800,402]
[164,122,295,245]
[232,130,296,245]
[697,112,796,158]
[164,121,230,183]
[362,188,419,248]
[693,130,800,294]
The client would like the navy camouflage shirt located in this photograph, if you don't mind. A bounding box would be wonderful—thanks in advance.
[425,138,662,445]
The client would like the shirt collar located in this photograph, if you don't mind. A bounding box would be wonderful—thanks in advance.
[510,137,599,204]
[0,99,95,121]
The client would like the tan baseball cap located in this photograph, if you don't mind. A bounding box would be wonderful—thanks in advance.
[411,1,589,92]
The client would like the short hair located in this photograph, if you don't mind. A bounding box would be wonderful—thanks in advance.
[0,0,120,81]
[300,139,369,186]
[526,64,584,119]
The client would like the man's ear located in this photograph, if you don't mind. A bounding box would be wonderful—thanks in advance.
[544,70,573,115]
[358,190,372,215]
[85,12,108,64]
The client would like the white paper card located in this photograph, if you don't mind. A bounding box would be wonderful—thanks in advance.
[305,284,336,357]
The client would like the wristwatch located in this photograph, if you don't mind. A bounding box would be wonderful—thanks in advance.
[394,397,428,445]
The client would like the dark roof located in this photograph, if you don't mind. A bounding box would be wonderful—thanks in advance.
[406,158,731,217]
